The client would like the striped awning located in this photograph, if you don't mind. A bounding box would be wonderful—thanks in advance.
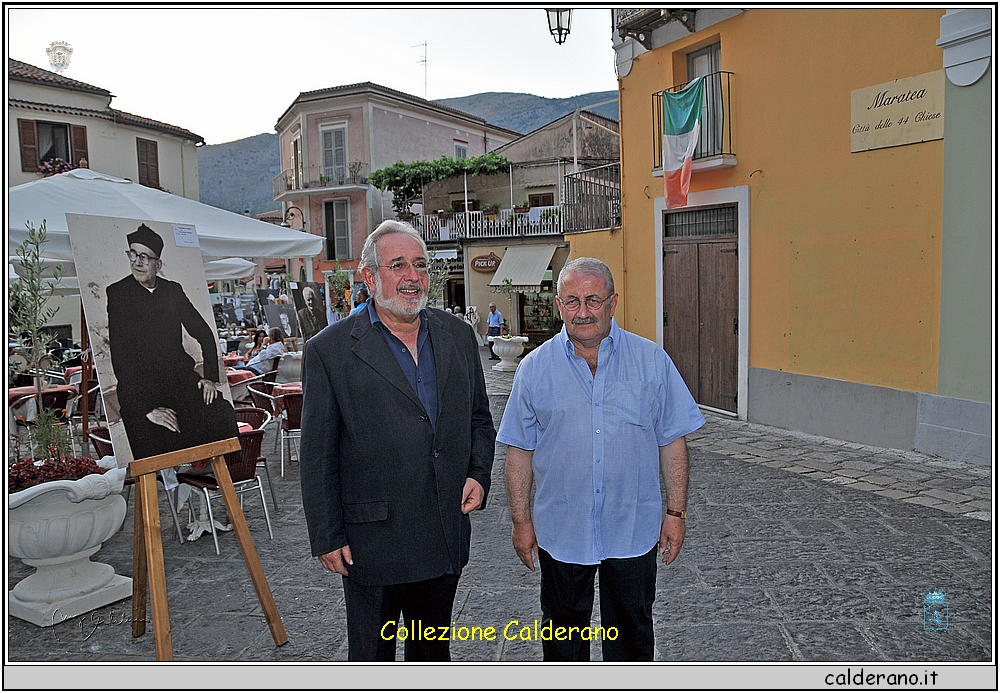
[488,245,558,293]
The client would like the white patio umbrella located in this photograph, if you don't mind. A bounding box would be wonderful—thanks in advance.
[8,168,322,261]
[8,256,256,289]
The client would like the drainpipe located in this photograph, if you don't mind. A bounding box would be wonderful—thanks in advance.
[573,108,580,173]
[509,164,514,209]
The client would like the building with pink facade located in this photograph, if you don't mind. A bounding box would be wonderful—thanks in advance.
[272,82,518,289]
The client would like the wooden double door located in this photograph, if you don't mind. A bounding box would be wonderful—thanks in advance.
[662,237,738,413]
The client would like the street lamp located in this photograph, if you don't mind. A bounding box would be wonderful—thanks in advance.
[282,206,306,232]
[546,8,572,45]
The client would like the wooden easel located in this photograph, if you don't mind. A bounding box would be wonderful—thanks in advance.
[128,438,288,660]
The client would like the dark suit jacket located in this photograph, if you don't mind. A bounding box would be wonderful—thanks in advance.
[299,306,495,586]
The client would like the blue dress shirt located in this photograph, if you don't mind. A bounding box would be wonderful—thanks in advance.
[497,318,705,565]
[486,309,504,328]
[366,299,438,428]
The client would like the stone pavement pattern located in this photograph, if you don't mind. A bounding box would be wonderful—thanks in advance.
[7,347,992,661]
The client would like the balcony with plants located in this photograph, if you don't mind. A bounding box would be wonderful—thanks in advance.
[273,161,370,199]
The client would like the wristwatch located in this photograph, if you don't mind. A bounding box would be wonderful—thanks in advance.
[666,509,687,519]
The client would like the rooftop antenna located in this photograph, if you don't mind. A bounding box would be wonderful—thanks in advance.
[412,41,427,99]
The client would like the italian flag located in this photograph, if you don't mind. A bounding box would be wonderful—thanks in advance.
[662,77,704,209]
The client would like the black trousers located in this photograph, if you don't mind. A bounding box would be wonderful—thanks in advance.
[487,325,502,358]
[342,573,460,661]
[538,545,657,661]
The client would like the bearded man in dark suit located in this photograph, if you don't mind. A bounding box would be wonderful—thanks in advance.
[300,220,495,661]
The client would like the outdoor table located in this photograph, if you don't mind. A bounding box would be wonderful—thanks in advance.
[223,355,247,367]
[8,384,78,406]
[227,370,255,387]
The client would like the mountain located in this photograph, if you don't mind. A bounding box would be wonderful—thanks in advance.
[198,132,281,217]
[196,90,618,215]
[436,90,618,135]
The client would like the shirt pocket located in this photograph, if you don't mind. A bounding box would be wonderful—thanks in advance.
[609,381,656,430]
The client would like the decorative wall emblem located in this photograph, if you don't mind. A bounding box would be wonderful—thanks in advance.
[471,252,502,273]
[46,41,73,73]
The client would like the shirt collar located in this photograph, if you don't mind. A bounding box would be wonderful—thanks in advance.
[560,317,621,356]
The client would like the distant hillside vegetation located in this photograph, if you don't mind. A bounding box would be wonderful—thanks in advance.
[436,90,618,134]
[198,132,281,217]
[197,91,618,215]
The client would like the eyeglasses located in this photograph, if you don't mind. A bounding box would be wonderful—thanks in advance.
[558,293,614,311]
[379,260,429,276]
[126,250,159,265]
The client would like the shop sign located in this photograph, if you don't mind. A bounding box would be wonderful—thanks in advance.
[471,252,502,273]
[850,70,945,152]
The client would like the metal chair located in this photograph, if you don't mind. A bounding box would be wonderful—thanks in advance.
[229,372,266,406]
[234,407,277,509]
[276,392,303,478]
[175,428,273,555]
[248,382,280,452]
[89,426,185,543]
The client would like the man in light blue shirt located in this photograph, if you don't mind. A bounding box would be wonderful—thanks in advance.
[498,257,704,661]
[485,301,504,360]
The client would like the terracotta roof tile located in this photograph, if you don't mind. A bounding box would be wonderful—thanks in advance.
[8,58,111,97]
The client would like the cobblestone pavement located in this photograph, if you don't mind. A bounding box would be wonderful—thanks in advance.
[7,346,993,662]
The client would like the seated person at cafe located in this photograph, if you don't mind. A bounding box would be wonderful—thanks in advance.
[234,327,285,375]
[245,329,267,358]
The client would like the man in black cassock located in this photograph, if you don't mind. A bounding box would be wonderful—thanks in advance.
[106,224,237,461]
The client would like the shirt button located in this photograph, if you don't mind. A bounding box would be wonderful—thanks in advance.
[420,415,428,421]
[596,429,600,434]
[596,489,601,493]
[417,378,421,383]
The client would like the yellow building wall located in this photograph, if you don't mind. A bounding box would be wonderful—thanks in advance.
[617,8,945,393]
[565,229,625,297]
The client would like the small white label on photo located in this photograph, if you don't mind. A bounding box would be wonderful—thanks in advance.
[173,224,200,248]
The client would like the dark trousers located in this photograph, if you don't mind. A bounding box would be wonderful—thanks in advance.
[342,573,460,661]
[487,325,502,358]
[538,545,657,661]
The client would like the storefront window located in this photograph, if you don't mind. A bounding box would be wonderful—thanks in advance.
[520,270,561,347]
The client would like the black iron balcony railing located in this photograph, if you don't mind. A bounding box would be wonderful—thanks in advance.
[563,162,621,233]
[652,71,733,169]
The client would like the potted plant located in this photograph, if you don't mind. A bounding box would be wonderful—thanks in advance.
[8,222,132,627]
[514,200,530,214]
[488,278,527,371]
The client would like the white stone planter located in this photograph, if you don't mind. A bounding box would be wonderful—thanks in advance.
[8,465,131,627]
[488,335,528,372]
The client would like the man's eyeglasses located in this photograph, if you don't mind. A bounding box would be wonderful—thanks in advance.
[126,250,159,265]
[379,260,429,276]
[558,293,614,311]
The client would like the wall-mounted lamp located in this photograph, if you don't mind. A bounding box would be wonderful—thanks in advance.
[546,8,572,45]
[282,206,306,233]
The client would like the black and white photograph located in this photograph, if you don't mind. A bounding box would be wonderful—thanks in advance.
[67,214,239,465]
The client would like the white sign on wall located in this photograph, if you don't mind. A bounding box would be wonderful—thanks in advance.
[850,70,946,153]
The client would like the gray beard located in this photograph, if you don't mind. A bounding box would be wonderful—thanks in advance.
[373,273,427,316]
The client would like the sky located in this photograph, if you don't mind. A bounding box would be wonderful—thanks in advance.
[6,6,620,145]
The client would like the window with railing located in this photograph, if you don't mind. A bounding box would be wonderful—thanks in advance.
[652,71,733,169]
[321,127,347,184]
[324,199,350,261]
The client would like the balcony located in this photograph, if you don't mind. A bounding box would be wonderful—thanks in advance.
[412,206,563,244]
[273,162,370,200]
[614,9,695,47]
[563,163,621,233]
[652,71,734,171]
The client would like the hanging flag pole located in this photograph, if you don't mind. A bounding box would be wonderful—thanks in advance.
[662,77,705,209]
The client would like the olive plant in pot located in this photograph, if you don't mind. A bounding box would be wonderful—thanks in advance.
[8,221,132,627]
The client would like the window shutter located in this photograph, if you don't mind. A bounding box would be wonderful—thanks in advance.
[334,129,346,181]
[334,200,350,259]
[70,125,88,167]
[18,119,39,172]
[137,138,160,188]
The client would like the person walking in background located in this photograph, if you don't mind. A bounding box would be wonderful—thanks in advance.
[486,301,504,360]
[300,220,495,661]
[497,257,704,661]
